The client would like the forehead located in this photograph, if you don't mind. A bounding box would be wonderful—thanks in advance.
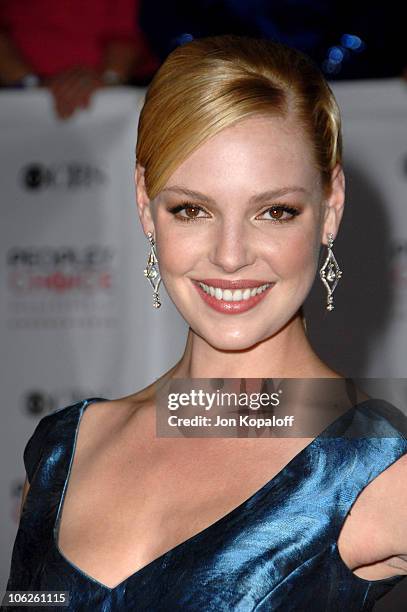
[165,115,320,195]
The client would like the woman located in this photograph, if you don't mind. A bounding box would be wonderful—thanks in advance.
[4,35,407,611]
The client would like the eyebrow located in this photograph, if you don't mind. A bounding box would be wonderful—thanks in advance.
[160,185,310,203]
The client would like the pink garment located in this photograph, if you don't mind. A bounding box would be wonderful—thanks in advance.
[0,0,158,77]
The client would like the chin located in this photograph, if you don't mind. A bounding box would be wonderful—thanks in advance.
[194,325,273,352]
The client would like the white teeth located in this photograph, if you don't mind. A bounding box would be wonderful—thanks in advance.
[215,287,223,300]
[198,282,271,301]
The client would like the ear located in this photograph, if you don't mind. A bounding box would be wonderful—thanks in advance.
[321,163,345,244]
[135,162,155,236]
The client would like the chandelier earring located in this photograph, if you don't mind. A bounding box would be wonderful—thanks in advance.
[319,232,342,311]
[143,231,162,308]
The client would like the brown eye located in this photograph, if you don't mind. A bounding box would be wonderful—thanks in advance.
[168,202,210,223]
[184,206,201,219]
[269,207,284,220]
[258,204,300,223]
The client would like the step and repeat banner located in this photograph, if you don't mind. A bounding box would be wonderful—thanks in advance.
[1,80,407,602]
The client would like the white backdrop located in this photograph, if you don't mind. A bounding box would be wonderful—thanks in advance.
[1,80,407,604]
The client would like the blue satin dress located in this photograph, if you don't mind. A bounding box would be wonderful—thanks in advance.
[3,396,407,611]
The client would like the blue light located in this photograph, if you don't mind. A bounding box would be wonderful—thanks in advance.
[175,33,194,46]
[340,34,363,51]
[328,46,344,64]
[322,59,341,75]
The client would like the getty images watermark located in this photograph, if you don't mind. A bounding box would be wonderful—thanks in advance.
[166,387,294,429]
[155,378,302,437]
[155,378,407,438]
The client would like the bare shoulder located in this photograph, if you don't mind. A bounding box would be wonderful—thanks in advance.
[83,391,147,431]
[74,388,155,461]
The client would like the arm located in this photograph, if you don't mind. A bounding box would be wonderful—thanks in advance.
[101,0,149,83]
[100,40,142,85]
[360,452,407,573]
[45,0,144,120]
[385,454,407,573]
[19,476,30,518]
[0,31,34,85]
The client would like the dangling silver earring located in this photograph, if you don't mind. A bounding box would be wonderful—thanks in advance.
[143,231,162,308]
[319,232,342,311]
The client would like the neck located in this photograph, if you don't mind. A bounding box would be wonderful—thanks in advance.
[167,313,339,380]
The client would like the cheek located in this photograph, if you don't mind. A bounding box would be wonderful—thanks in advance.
[156,236,196,276]
[155,211,321,280]
[264,227,320,279]
[154,237,202,304]
[155,221,206,276]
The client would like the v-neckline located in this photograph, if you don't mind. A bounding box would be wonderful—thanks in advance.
[53,396,373,592]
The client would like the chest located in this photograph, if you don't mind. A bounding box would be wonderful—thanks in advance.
[53,426,400,590]
[55,434,310,587]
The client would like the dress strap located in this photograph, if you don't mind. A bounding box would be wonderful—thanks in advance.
[317,398,407,539]
[23,398,107,486]
[23,401,80,485]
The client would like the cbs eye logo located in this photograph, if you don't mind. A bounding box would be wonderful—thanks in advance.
[20,162,106,190]
[22,163,50,190]
[24,391,54,416]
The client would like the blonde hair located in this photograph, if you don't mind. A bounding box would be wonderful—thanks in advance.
[136,34,342,201]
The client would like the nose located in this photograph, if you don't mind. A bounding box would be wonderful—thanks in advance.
[208,220,256,273]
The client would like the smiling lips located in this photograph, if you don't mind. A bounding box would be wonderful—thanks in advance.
[192,278,275,314]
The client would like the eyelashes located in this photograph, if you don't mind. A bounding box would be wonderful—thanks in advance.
[167,202,301,224]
